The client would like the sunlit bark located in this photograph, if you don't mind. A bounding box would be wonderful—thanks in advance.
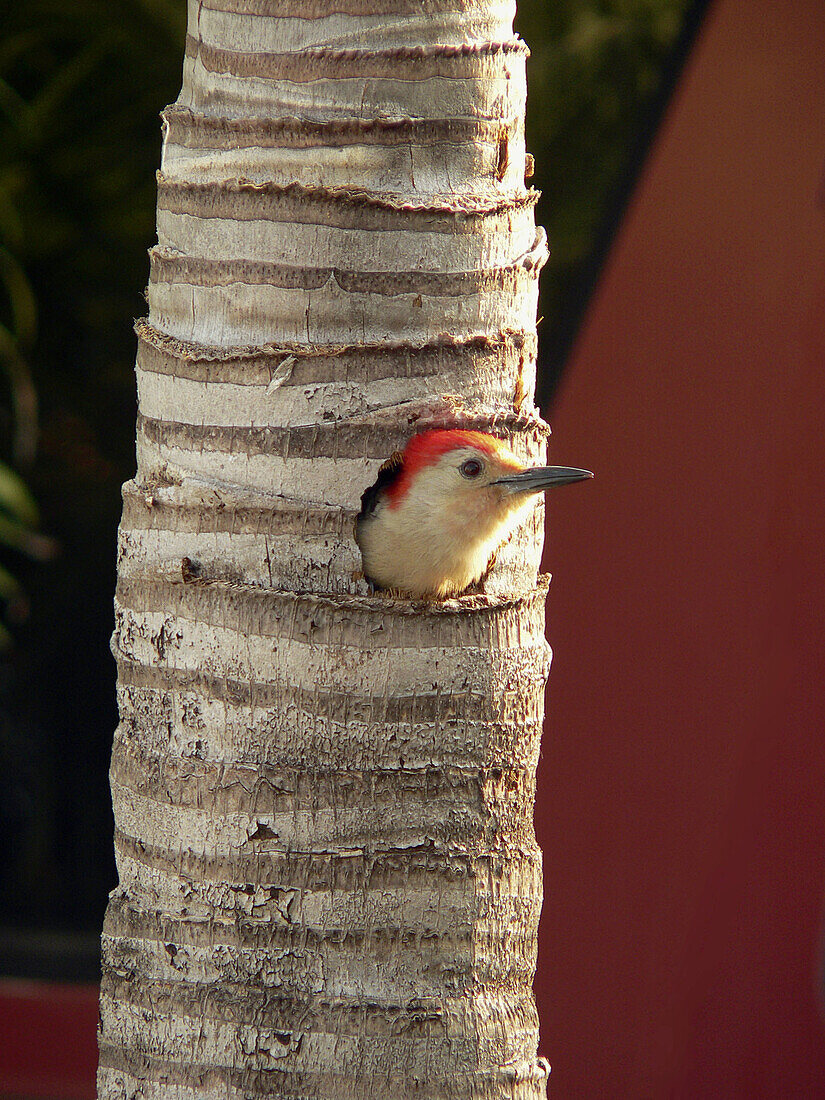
[99,1,551,1096]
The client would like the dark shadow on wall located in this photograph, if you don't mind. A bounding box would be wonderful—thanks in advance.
[535,0,713,407]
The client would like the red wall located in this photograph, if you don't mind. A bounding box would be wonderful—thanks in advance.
[536,0,825,1096]
[0,981,98,1099]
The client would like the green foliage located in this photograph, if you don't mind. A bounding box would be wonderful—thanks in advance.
[0,0,184,440]
[0,0,185,642]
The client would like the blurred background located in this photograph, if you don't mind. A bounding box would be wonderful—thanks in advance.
[2,1,824,1097]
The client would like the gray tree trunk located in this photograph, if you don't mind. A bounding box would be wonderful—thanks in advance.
[99,1,552,1096]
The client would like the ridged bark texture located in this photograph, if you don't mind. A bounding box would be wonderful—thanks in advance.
[100,1,552,1097]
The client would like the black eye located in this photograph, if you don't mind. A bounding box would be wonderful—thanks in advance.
[461,458,483,479]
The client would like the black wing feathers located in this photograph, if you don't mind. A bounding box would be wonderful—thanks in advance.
[357,450,404,520]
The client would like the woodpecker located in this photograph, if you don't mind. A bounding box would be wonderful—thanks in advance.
[355,428,592,599]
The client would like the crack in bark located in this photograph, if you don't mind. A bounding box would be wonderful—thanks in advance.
[157,173,539,226]
[185,35,529,83]
[148,239,547,297]
[163,106,516,149]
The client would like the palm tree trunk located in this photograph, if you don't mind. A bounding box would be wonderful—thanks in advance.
[99,1,552,1096]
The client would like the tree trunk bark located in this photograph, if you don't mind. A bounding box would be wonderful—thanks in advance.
[99,1,552,1097]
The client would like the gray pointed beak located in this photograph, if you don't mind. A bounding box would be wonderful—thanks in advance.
[492,465,594,494]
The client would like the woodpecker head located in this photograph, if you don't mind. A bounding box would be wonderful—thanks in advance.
[355,428,592,599]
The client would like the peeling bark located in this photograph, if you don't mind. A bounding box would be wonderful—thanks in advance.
[100,0,551,1096]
